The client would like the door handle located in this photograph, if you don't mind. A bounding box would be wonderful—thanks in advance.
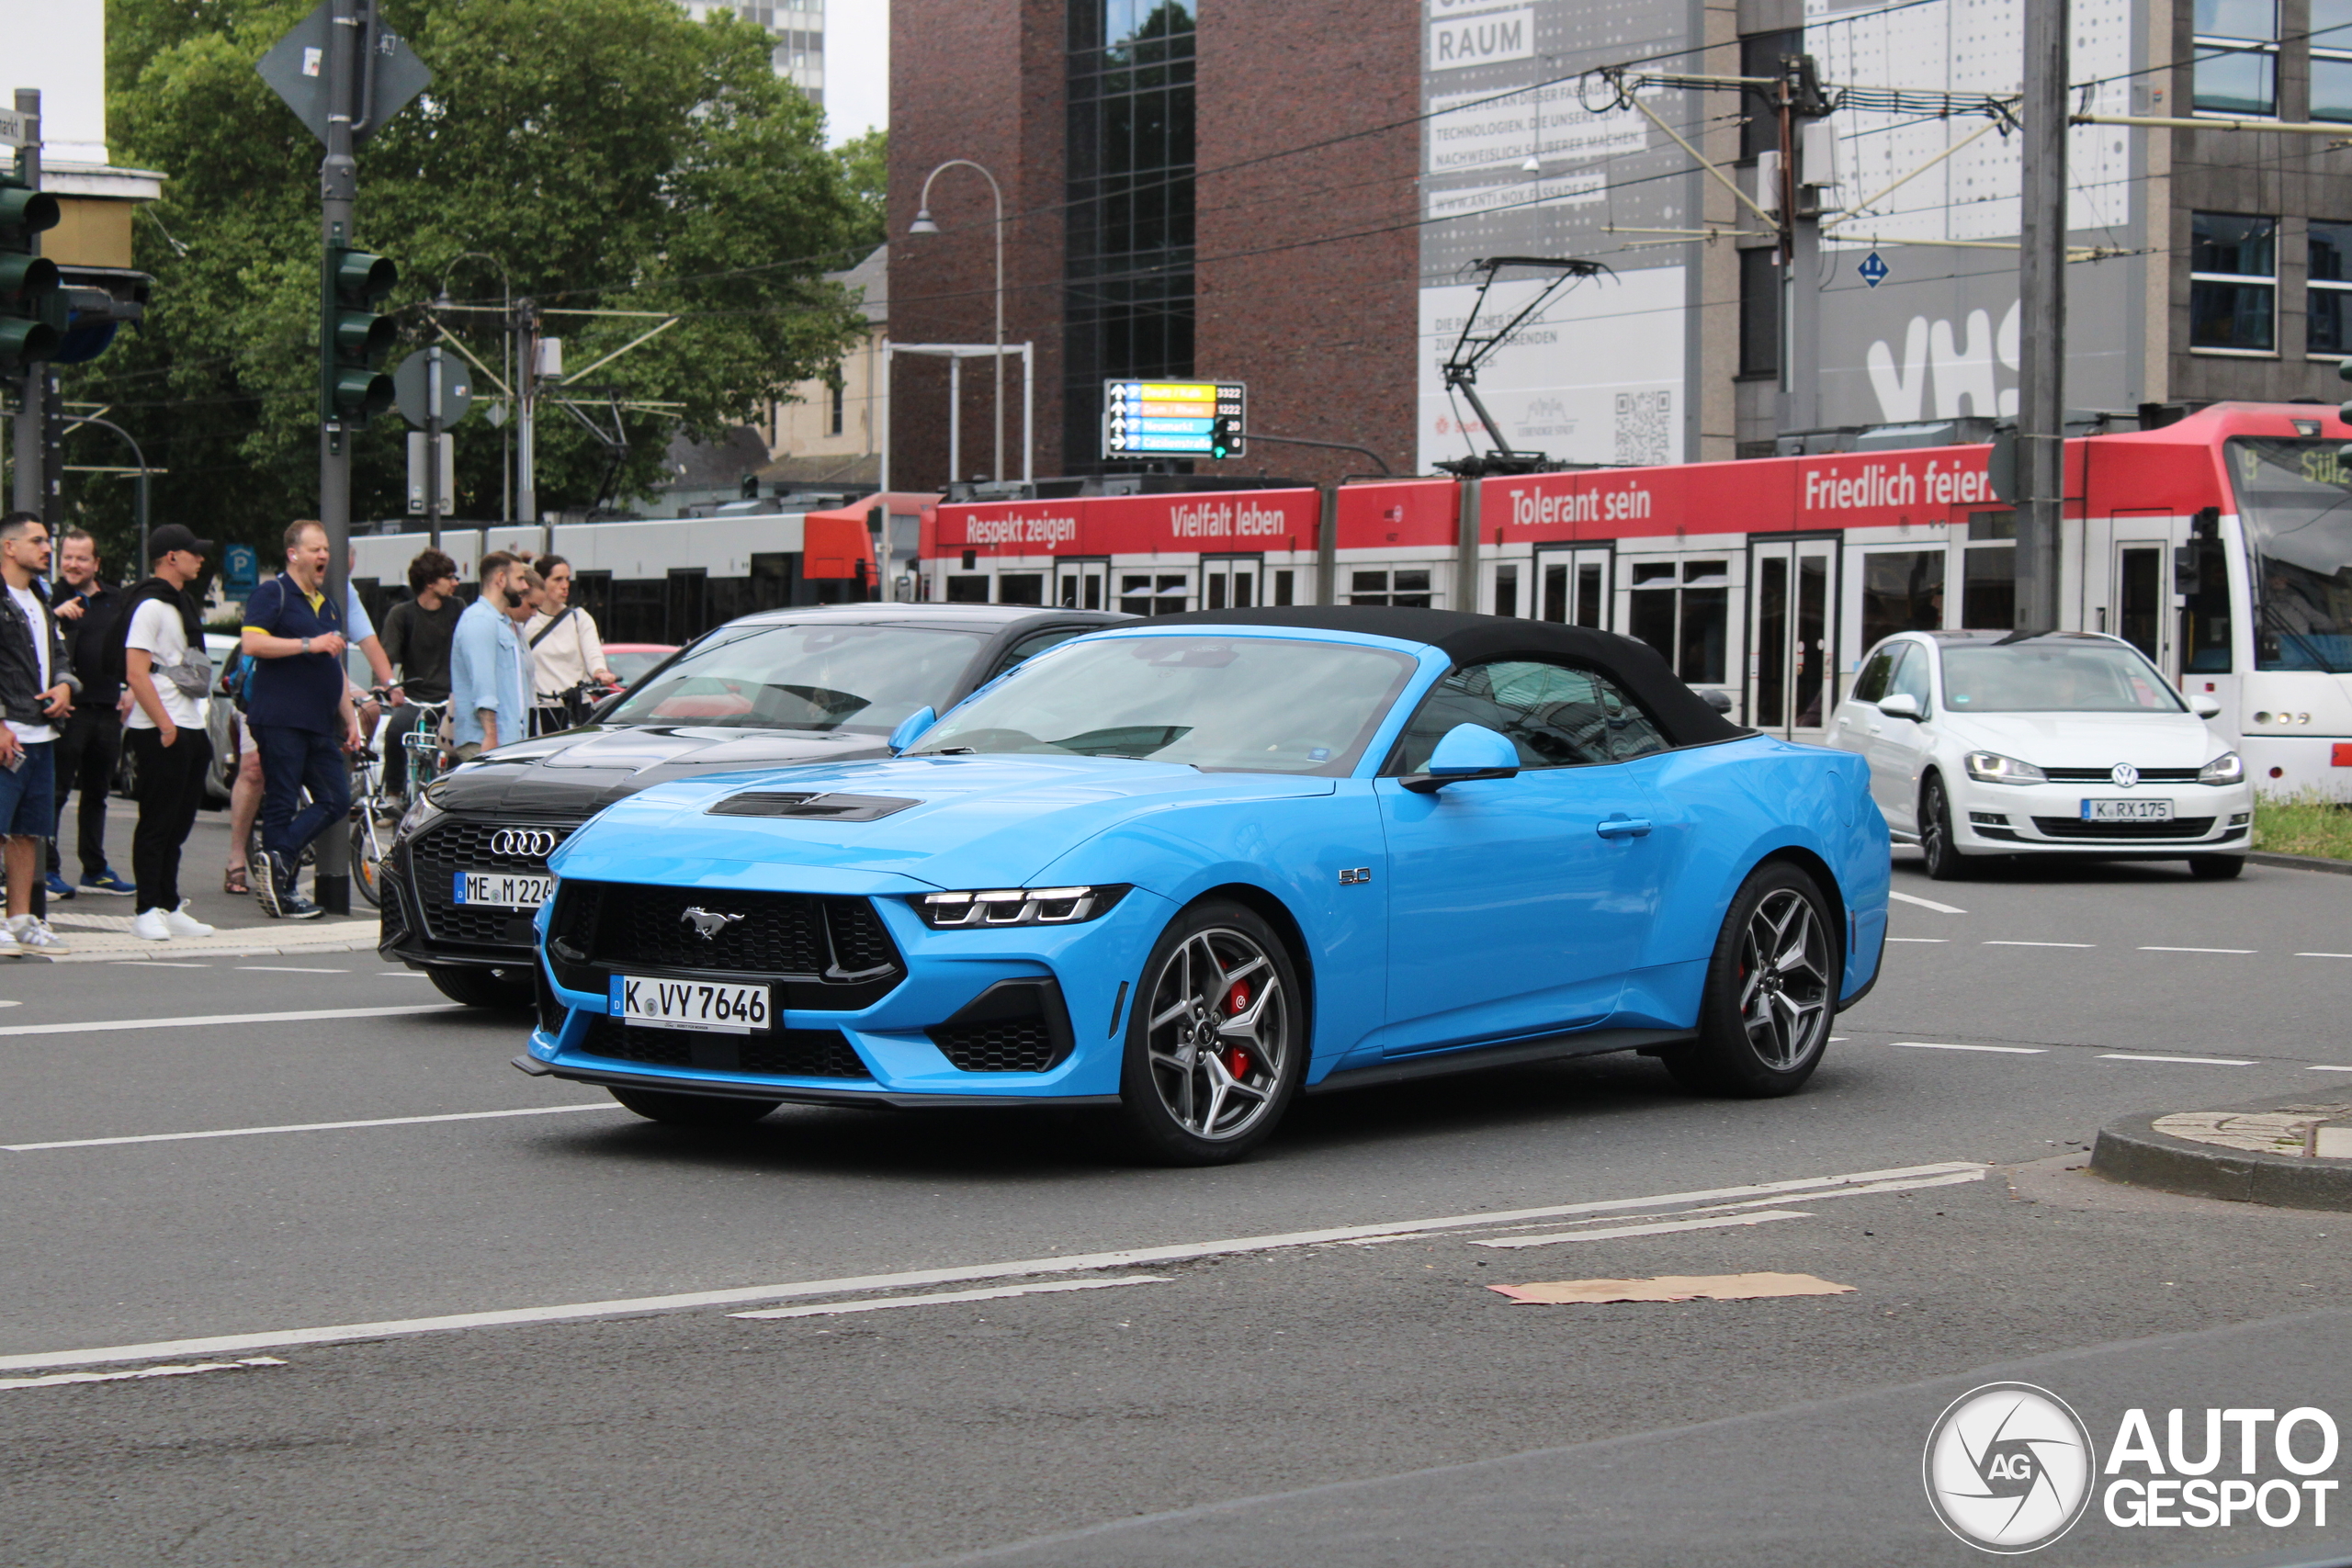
[1596,814,1653,840]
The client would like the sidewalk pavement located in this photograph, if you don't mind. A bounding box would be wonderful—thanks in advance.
[23,796,383,964]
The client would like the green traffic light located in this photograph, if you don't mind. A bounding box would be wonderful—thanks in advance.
[0,186,60,235]
[0,316,60,363]
[334,250,397,304]
[0,252,60,302]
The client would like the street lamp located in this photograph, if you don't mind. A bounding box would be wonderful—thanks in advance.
[909,159,1004,484]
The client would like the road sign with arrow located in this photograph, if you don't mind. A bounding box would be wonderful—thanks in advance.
[1102,379,1245,460]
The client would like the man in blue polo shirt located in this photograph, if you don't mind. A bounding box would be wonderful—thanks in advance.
[241,519,363,919]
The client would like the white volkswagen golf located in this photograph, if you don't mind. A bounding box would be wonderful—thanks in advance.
[1827,630,2255,881]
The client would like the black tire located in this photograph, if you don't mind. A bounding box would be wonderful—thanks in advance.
[350,820,385,909]
[1663,862,1840,1099]
[608,1086,781,1127]
[425,964,536,1009]
[1918,775,1971,881]
[2188,854,2245,880]
[1113,899,1307,1165]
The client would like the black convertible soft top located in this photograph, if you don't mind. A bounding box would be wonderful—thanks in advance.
[1145,605,1745,748]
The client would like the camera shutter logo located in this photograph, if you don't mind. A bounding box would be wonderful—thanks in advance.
[1923,1382,2095,1553]
[491,828,558,858]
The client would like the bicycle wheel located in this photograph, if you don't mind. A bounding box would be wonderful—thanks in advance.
[350,818,384,908]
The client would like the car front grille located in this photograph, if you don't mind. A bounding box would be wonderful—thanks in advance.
[578,1016,868,1078]
[930,1014,1063,1073]
[2041,767,2203,784]
[410,816,584,947]
[2030,816,2217,840]
[546,881,905,1010]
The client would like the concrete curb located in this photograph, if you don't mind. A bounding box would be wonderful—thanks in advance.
[2091,1097,2352,1211]
[21,921,382,964]
[2246,849,2352,876]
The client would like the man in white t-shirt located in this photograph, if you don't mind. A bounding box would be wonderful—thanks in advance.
[119,525,218,942]
[0,512,79,957]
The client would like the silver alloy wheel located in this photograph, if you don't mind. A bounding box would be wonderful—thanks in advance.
[1143,926,1289,1141]
[1921,781,1949,867]
[1736,887,1832,1071]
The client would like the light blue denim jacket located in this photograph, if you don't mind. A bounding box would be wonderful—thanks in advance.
[448,598,529,749]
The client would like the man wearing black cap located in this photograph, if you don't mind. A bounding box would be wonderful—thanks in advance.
[117,525,219,941]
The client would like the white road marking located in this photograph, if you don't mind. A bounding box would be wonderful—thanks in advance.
[1890,891,1967,914]
[1887,937,1950,943]
[119,961,210,969]
[1895,1041,2048,1055]
[0,1158,1987,1373]
[0,1003,463,1038]
[2309,1065,2352,1073]
[1465,1171,1986,1244]
[2098,1052,2257,1066]
[1984,941,2095,948]
[2139,946,2255,955]
[1474,1210,1814,1249]
[2297,953,2352,960]
[236,965,350,974]
[730,1277,1169,1320]
[1,1357,285,1392]
[0,999,16,1008]
[4,1103,617,1152]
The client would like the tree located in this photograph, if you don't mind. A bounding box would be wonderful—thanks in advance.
[834,128,887,256]
[72,0,872,567]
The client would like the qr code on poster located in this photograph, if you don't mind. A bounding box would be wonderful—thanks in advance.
[1612,390,1672,466]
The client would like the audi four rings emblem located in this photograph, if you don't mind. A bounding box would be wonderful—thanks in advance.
[491,829,560,857]
[2110,763,2139,789]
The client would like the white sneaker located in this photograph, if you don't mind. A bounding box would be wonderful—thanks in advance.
[6,915,71,956]
[131,908,174,942]
[0,923,20,959]
[164,903,215,939]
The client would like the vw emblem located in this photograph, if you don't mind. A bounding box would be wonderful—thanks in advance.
[2109,763,2139,790]
[491,828,560,858]
[681,907,745,941]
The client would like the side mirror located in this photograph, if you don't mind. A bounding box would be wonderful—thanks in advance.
[888,706,937,754]
[1699,689,1735,716]
[1399,723,1521,794]
[1877,693,1923,720]
[2189,693,2222,719]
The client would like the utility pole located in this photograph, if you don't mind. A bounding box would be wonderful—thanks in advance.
[2016,0,2068,631]
[1774,57,1832,437]
[515,297,537,529]
[314,0,361,916]
[425,292,448,548]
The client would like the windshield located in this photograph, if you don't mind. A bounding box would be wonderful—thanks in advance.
[909,635,1417,774]
[1940,641,2186,714]
[604,648,675,687]
[2223,439,2352,671]
[602,623,985,734]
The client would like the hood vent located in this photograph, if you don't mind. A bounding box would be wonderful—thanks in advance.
[707,791,921,822]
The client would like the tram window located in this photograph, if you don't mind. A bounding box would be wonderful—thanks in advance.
[997,573,1046,606]
[750,553,792,613]
[1349,570,1432,608]
[1273,570,1295,606]
[1493,563,1519,618]
[2179,533,2233,672]
[1542,563,1568,622]
[708,576,755,627]
[608,579,664,644]
[946,575,990,604]
[1625,559,1727,684]
[571,570,612,629]
[1577,563,1605,626]
[1961,545,2017,629]
[1120,574,1191,616]
[1967,510,2017,540]
[1860,550,1946,649]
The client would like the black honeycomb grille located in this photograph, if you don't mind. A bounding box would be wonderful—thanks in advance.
[930,1014,1062,1073]
[550,882,902,984]
[2030,816,2217,840]
[411,817,583,946]
[580,1016,868,1078]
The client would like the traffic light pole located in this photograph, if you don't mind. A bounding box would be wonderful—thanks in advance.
[314,0,360,916]
[8,90,44,522]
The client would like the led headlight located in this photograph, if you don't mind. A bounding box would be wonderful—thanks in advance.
[1963,750,2046,785]
[394,784,447,841]
[2198,750,2245,784]
[915,886,1129,929]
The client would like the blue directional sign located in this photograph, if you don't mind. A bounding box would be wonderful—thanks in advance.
[1858,251,1890,288]
[1102,379,1247,460]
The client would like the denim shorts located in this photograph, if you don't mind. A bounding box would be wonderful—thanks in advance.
[0,739,56,837]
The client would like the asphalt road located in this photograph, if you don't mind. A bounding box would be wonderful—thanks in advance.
[5,851,2351,1566]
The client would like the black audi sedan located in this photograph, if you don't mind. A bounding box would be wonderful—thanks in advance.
[379,602,1128,1005]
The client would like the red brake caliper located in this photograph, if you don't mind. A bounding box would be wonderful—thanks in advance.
[1222,981,1252,1077]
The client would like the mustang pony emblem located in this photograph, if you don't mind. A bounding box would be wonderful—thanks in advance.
[680,907,745,941]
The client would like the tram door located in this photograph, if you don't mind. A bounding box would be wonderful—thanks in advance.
[2110,518,2178,678]
[1532,547,1611,627]
[1056,558,1109,611]
[1201,557,1261,611]
[1748,538,1836,739]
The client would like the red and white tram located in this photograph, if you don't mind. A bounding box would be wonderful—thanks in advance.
[922,403,2352,797]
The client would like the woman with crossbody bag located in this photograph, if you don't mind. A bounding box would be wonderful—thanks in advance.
[523,557,616,733]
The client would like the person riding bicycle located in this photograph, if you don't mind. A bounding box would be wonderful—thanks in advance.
[379,547,462,806]
[524,556,616,734]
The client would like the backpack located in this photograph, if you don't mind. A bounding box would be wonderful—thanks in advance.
[220,646,256,712]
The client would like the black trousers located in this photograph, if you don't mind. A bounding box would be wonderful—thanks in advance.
[47,707,121,879]
[125,726,212,915]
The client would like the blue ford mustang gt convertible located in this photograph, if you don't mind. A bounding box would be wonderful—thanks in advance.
[519,607,1889,1163]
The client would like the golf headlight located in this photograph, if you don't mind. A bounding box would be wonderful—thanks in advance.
[1963,750,2046,784]
[395,786,447,841]
[2198,750,2245,784]
[915,886,1129,929]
